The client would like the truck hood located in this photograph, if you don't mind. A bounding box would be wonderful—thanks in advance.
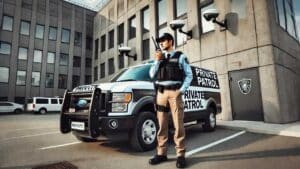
[96,81,154,92]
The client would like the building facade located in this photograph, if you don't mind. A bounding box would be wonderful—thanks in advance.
[94,0,300,124]
[0,0,96,104]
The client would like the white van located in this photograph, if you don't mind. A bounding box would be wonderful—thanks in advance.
[26,97,63,114]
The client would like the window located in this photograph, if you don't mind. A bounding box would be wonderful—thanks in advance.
[175,0,187,17]
[60,53,68,66]
[142,39,150,60]
[48,27,57,40]
[31,72,40,86]
[18,47,28,60]
[101,35,106,52]
[36,99,48,104]
[142,7,150,34]
[16,71,26,85]
[86,58,92,68]
[20,21,30,35]
[85,75,91,84]
[45,73,54,88]
[0,67,9,83]
[47,52,55,64]
[200,2,215,33]
[94,39,99,60]
[118,23,124,45]
[33,50,42,63]
[22,0,32,9]
[61,29,70,43]
[74,32,82,46]
[94,66,98,81]
[72,75,80,88]
[158,0,167,25]
[35,24,44,39]
[128,15,136,39]
[0,41,11,55]
[73,56,81,67]
[86,36,93,50]
[108,58,115,75]
[2,15,13,31]
[51,99,58,104]
[109,30,114,49]
[15,97,25,104]
[100,63,105,78]
[119,54,124,69]
[58,74,67,89]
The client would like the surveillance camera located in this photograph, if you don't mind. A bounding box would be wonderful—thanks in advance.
[169,20,185,31]
[118,46,131,54]
[203,8,219,21]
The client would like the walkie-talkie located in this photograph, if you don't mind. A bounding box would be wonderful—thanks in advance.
[151,36,161,51]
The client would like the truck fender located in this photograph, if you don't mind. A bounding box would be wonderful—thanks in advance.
[131,96,155,116]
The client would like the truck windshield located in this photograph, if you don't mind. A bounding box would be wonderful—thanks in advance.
[111,65,152,82]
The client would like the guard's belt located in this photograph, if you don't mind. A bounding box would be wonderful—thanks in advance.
[157,84,181,93]
[156,104,170,112]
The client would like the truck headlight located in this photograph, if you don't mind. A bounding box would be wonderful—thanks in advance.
[111,93,132,112]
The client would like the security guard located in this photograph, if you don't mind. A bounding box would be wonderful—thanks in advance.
[149,33,193,168]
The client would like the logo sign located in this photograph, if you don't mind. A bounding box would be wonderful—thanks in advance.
[238,78,252,95]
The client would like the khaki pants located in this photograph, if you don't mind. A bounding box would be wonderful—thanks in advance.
[156,89,185,157]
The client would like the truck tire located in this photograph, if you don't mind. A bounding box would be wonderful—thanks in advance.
[75,135,97,142]
[39,108,47,115]
[14,109,22,114]
[129,111,158,152]
[202,107,216,132]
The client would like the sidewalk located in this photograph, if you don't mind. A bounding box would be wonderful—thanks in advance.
[217,120,300,138]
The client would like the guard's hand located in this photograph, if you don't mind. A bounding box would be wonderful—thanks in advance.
[155,50,163,61]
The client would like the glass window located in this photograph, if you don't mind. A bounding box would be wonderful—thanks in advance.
[58,74,67,89]
[36,99,48,104]
[201,3,215,33]
[35,24,44,39]
[128,15,136,39]
[20,20,30,35]
[111,65,151,82]
[158,0,167,25]
[45,73,54,88]
[18,47,28,60]
[142,39,150,60]
[175,0,187,17]
[33,50,42,63]
[158,26,168,37]
[108,58,115,75]
[61,29,70,43]
[2,15,13,31]
[0,67,9,83]
[0,41,11,55]
[118,23,124,45]
[109,30,114,49]
[51,99,58,104]
[60,53,68,66]
[86,58,92,68]
[16,71,26,85]
[277,0,286,28]
[86,36,93,50]
[48,27,57,40]
[119,54,124,69]
[231,0,247,19]
[85,75,91,84]
[142,7,150,34]
[15,97,25,104]
[94,66,98,81]
[294,0,300,39]
[101,35,106,52]
[47,52,55,64]
[95,39,99,60]
[72,75,80,88]
[73,56,81,67]
[100,63,105,78]
[285,0,296,37]
[74,32,82,46]
[31,72,40,86]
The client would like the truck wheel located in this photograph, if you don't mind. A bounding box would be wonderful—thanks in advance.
[202,107,216,132]
[129,111,158,152]
[14,109,22,114]
[75,135,97,142]
[39,108,47,115]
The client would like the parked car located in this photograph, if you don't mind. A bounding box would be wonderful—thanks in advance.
[0,102,24,114]
[26,97,63,114]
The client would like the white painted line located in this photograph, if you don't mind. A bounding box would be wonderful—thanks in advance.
[7,127,57,132]
[186,130,246,157]
[0,131,60,142]
[39,141,81,150]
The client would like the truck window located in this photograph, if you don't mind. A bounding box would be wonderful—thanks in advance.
[111,65,151,82]
[36,99,48,104]
[51,99,58,104]
[27,99,33,104]
[59,99,63,104]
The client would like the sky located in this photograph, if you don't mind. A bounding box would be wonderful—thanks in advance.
[294,0,300,39]
[64,0,110,11]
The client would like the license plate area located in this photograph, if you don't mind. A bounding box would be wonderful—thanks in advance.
[71,121,85,131]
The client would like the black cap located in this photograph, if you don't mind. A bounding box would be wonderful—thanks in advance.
[156,33,174,43]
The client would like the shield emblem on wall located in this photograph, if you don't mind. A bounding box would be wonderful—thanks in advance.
[238,78,252,95]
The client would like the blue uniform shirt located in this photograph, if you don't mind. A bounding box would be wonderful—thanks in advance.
[149,50,193,94]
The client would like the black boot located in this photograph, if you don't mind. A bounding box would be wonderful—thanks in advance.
[176,156,186,168]
[149,155,168,165]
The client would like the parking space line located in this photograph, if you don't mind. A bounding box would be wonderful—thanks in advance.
[6,127,57,132]
[0,131,60,142]
[39,141,81,150]
[186,130,246,157]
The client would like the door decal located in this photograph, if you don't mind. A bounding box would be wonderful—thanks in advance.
[238,78,252,95]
